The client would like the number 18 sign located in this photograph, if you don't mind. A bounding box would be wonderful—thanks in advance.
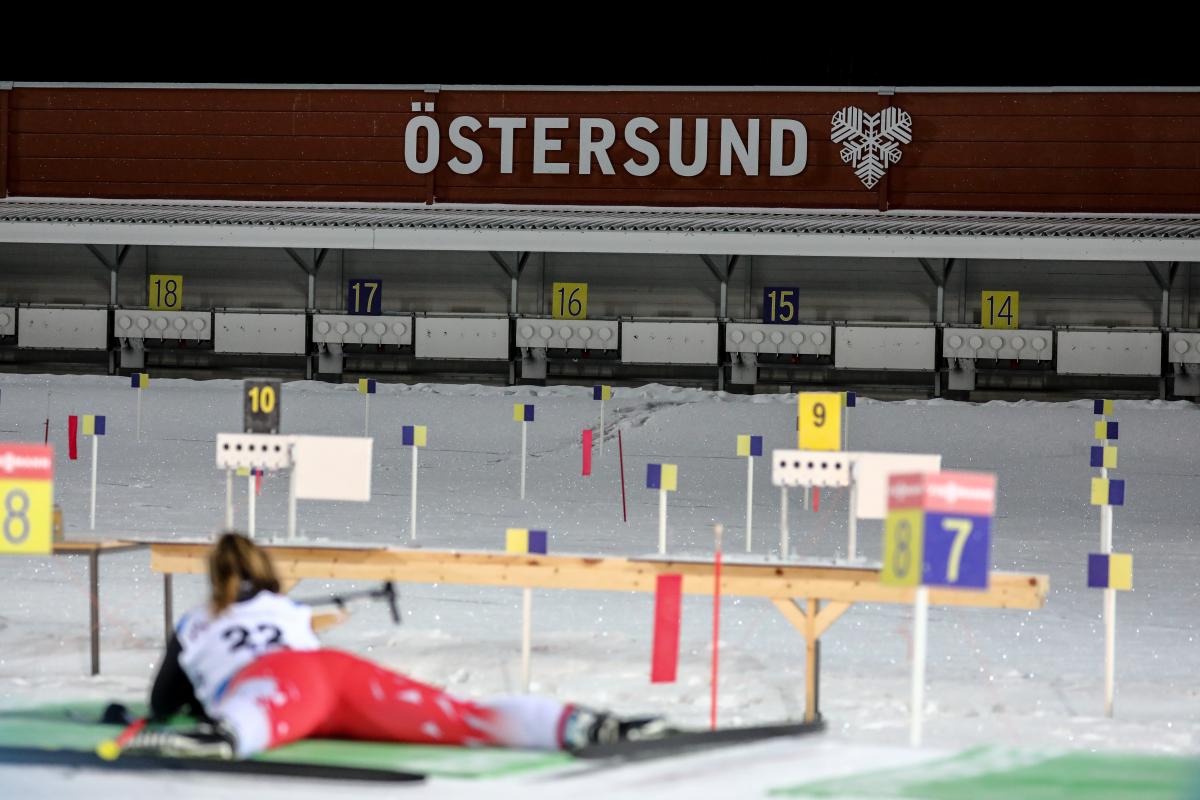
[883,470,996,590]
[0,444,54,555]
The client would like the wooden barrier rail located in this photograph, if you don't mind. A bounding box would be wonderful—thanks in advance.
[146,541,1049,723]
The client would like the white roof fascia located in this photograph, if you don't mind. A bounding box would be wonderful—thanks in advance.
[1,220,1197,261]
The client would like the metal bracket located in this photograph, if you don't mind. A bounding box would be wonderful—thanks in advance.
[284,248,329,276]
[1145,262,1180,328]
[84,244,132,272]
[1145,261,1177,291]
[918,257,955,287]
[700,254,739,283]
[488,251,530,279]
[701,255,740,319]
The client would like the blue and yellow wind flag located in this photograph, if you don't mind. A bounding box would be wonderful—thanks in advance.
[402,425,427,447]
[513,403,535,422]
[593,385,612,401]
[358,378,376,394]
[506,528,548,554]
[1093,421,1118,440]
[1090,477,1125,506]
[1090,446,1118,469]
[736,435,763,457]
[130,373,149,389]
[81,415,106,436]
[1087,552,1132,590]
[1093,399,1114,416]
[646,463,678,492]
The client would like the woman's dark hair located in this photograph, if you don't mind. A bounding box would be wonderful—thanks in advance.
[208,532,280,614]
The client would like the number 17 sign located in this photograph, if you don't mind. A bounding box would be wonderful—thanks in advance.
[883,470,996,590]
[347,278,383,316]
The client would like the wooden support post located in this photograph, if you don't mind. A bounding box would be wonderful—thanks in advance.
[771,597,853,723]
[805,598,819,722]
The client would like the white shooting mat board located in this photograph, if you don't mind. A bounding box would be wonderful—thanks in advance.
[851,452,942,519]
[632,553,884,569]
[18,307,108,350]
[291,435,373,502]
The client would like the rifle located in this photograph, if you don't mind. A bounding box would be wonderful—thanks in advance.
[295,581,401,625]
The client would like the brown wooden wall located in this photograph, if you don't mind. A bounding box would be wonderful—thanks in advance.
[4,86,1200,212]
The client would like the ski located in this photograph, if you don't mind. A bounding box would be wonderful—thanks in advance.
[0,745,426,783]
[572,718,826,762]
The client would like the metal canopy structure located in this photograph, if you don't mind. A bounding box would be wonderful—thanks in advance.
[1,199,1198,261]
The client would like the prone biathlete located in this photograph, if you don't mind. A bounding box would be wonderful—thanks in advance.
[128,532,665,758]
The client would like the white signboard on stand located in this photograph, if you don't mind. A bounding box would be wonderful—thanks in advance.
[851,452,942,519]
[291,435,373,502]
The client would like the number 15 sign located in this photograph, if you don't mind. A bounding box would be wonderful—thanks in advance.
[882,470,996,590]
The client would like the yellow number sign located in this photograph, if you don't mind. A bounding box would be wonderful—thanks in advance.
[149,274,184,311]
[0,444,54,555]
[981,291,1018,329]
[882,508,923,586]
[552,282,588,320]
[798,392,842,451]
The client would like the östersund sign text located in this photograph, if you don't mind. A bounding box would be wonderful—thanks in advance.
[400,112,810,178]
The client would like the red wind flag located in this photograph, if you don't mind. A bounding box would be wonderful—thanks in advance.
[68,415,79,460]
[582,429,593,476]
[651,574,682,683]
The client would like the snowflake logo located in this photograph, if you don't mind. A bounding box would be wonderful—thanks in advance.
[831,106,913,189]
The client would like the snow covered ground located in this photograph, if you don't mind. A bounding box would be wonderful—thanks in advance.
[0,373,1198,797]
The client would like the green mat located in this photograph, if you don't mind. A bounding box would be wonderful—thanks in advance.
[0,701,572,779]
[770,745,1200,800]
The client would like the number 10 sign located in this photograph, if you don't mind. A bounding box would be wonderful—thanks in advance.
[882,470,996,590]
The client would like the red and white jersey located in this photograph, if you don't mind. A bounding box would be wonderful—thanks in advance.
[175,591,320,710]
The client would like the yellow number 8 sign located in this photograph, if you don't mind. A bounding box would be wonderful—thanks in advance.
[882,508,923,587]
[0,444,54,555]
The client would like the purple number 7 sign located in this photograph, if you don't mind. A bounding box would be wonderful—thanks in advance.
[921,512,991,590]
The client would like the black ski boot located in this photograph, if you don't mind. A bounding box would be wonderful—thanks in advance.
[561,707,673,752]
[124,721,238,760]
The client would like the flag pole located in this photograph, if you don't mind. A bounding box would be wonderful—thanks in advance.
[520,420,528,500]
[745,455,754,553]
[779,486,789,560]
[521,586,533,693]
[711,523,723,731]
[89,435,99,530]
[410,444,419,543]
[224,468,234,529]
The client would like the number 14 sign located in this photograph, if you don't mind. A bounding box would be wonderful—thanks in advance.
[883,471,996,590]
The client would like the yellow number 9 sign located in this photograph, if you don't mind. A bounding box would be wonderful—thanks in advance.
[0,444,54,555]
[798,392,842,451]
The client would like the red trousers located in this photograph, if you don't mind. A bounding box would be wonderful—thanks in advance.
[218,649,569,755]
